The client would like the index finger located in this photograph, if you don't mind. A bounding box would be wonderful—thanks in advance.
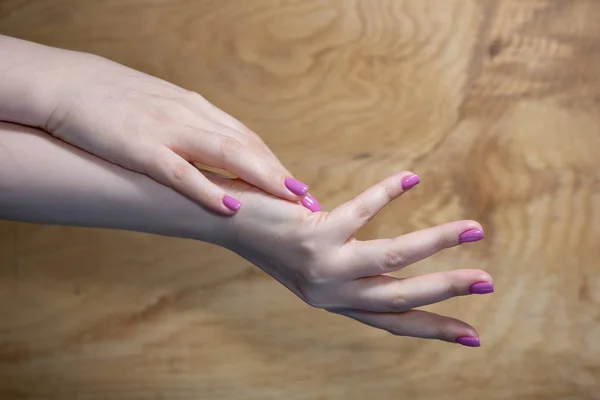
[327,171,420,241]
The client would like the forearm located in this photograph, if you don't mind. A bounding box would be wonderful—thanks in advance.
[0,34,77,128]
[0,122,225,244]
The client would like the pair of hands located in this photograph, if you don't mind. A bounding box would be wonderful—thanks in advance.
[8,40,492,346]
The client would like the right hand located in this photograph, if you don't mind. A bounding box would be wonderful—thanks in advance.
[214,171,492,347]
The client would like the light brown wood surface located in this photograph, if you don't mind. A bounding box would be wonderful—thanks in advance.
[1,0,600,399]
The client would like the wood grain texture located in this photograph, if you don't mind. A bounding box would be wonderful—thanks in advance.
[1,0,599,398]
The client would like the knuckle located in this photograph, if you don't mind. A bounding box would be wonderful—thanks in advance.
[382,181,397,201]
[429,326,446,342]
[169,160,190,182]
[219,137,243,161]
[150,147,193,185]
[148,146,173,174]
[354,200,373,222]
[433,321,454,342]
[381,247,408,271]
[446,280,463,298]
[242,154,270,184]
[390,294,412,312]
[264,167,284,188]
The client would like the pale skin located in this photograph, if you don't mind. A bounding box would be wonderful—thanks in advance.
[0,122,492,346]
[0,34,314,215]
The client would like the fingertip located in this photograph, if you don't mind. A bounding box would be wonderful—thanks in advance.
[455,336,481,348]
[401,174,421,191]
[433,315,480,345]
[448,270,494,296]
[459,228,485,244]
[469,281,495,295]
[147,149,240,216]
[285,177,310,197]
[397,170,416,179]
[476,271,494,285]
[471,273,494,293]
[301,193,322,212]
[451,322,480,346]
[463,220,484,232]
[223,195,242,213]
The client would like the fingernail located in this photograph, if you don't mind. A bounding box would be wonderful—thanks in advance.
[459,229,485,244]
[301,193,322,212]
[402,174,421,191]
[469,282,494,295]
[285,178,309,196]
[223,195,242,212]
[456,336,481,348]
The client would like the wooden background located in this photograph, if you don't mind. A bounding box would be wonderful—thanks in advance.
[1,0,600,398]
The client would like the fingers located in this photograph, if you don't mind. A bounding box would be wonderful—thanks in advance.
[301,193,322,212]
[336,220,484,279]
[145,146,241,215]
[328,171,420,240]
[174,127,309,203]
[333,309,481,346]
[320,270,493,312]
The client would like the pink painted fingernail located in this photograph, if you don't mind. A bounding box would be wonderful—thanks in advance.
[402,175,421,191]
[456,336,481,348]
[285,178,309,196]
[459,229,485,244]
[469,282,494,295]
[301,193,322,212]
[223,195,242,212]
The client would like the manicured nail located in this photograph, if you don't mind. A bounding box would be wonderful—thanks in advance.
[402,174,421,191]
[459,229,485,244]
[285,178,309,196]
[301,193,322,212]
[223,195,242,212]
[469,282,494,295]
[456,336,481,348]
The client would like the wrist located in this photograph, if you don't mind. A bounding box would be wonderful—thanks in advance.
[0,35,76,128]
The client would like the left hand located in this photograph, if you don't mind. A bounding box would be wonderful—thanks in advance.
[42,49,311,214]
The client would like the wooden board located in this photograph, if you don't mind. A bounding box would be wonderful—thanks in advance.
[1,1,599,398]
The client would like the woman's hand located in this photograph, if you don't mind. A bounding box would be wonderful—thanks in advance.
[0,123,490,346]
[215,172,491,347]
[0,35,310,215]
[50,53,313,214]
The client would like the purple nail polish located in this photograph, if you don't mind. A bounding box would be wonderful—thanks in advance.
[459,229,485,244]
[285,178,309,196]
[301,193,322,212]
[402,175,421,191]
[456,336,481,348]
[223,195,242,212]
[469,282,494,295]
